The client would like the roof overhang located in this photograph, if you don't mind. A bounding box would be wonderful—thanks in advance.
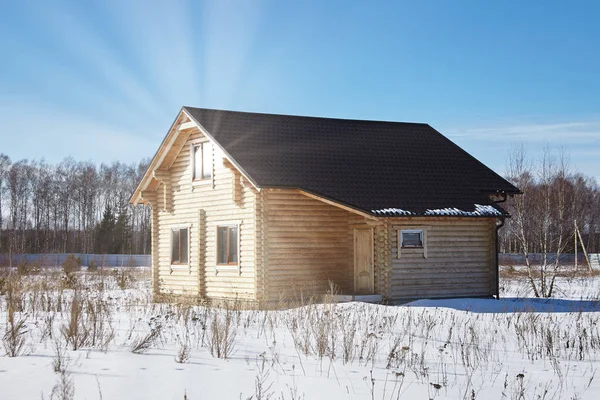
[296,189,378,220]
[130,110,187,205]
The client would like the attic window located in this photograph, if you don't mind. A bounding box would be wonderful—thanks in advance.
[193,143,212,181]
[400,230,423,248]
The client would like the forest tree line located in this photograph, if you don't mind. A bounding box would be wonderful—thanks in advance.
[500,146,600,256]
[0,145,599,257]
[0,153,151,255]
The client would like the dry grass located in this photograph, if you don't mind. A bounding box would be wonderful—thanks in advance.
[500,264,600,280]
[1,266,599,399]
[2,303,28,357]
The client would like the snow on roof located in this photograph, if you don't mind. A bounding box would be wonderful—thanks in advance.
[371,204,502,217]
[371,208,413,216]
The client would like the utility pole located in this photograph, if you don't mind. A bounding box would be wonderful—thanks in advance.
[575,220,578,270]
[574,221,593,273]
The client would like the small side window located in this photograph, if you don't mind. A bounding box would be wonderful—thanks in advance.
[171,227,189,264]
[400,230,423,248]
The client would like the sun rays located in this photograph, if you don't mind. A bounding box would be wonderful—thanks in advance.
[0,0,266,163]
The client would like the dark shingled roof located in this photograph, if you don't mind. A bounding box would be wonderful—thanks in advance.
[183,107,519,216]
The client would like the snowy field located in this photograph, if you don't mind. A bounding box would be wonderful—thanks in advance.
[1,267,600,399]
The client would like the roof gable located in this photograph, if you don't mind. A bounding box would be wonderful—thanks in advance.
[130,108,259,205]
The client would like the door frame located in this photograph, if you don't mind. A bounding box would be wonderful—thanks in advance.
[353,228,374,294]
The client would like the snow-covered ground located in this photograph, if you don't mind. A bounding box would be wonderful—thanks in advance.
[1,268,600,399]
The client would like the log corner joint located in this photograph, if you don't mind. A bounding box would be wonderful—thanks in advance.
[152,169,172,213]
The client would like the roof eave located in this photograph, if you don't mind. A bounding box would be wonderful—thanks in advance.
[129,108,189,205]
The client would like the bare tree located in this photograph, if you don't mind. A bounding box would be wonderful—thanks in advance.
[0,154,11,252]
[56,158,77,252]
[7,160,32,255]
[505,144,589,297]
[73,161,99,253]
[0,155,151,256]
[506,144,540,295]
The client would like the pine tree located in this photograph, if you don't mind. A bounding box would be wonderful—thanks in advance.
[114,209,130,253]
[95,204,116,253]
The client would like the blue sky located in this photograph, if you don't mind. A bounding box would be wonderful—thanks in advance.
[1,0,599,181]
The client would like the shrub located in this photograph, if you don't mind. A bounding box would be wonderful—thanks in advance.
[17,260,31,275]
[61,293,90,350]
[0,269,7,294]
[61,255,82,290]
[62,255,81,275]
[175,343,190,364]
[30,260,42,274]
[17,260,42,275]
[61,272,78,290]
[50,371,75,400]
[86,299,115,351]
[131,325,162,354]
[51,338,70,374]
[87,260,98,273]
[113,268,129,290]
[3,304,29,357]
[207,309,237,359]
[5,274,25,312]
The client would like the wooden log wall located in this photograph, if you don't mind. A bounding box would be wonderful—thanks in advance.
[388,217,496,299]
[374,223,391,297]
[154,128,257,299]
[142,191,159,296]
[263,190,356,301]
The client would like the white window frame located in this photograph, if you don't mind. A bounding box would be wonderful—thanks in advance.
[396,227,427,259]
[215,220,241,275]
[170,224,191,273]
[400,229,424,248]
[191,142,213,185]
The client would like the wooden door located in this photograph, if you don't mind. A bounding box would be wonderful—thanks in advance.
[354,229,374,294]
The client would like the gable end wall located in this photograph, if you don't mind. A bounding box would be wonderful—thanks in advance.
[154,128,257,300]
